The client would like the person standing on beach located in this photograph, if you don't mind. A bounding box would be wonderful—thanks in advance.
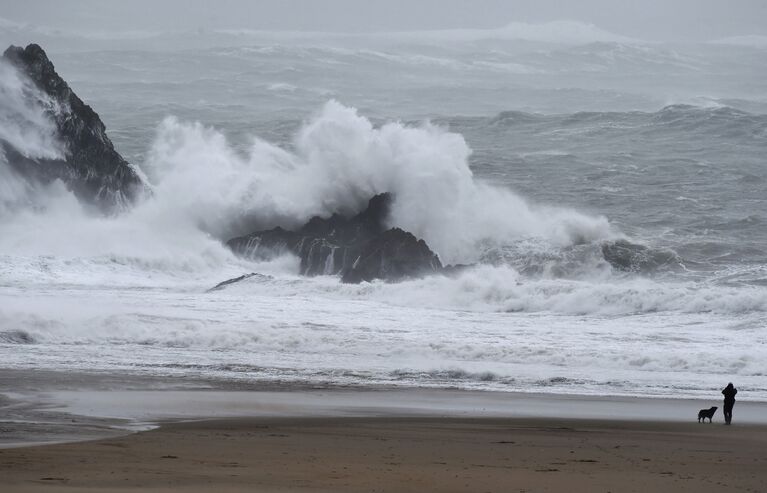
[722,383,737,425]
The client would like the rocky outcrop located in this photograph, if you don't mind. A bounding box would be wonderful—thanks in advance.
[601,239,681,273]
[227,193,443,283]
[1,44,144,210]
[338,227,443,283]
[206,273,274,292]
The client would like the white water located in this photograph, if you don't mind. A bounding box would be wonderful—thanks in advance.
[1,30,766,400]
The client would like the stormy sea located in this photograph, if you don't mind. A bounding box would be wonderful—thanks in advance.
[1,21,766,400]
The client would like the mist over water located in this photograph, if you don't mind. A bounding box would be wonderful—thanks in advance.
[1,19,767,399]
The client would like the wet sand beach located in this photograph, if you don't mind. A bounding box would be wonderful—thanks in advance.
[2,416,766,492]
[2,371,766,492]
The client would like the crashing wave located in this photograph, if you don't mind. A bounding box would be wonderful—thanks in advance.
[1,45,668,288]
[0,44,145,211]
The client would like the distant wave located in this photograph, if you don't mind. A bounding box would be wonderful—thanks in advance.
[217,20,640,45]
[492,103,764,120]
[376,20,641,45]
[0,16,639,46]
[489,104,767,137]
[710,35,767,48]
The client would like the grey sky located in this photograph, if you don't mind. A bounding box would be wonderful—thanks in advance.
[1,0,766,42]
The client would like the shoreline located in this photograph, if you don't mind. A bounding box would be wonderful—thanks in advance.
[2,369,765,450]
[2,415,766,492]
[3,370,766,491]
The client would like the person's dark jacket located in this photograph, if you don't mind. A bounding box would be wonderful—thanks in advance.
[722,386,737,403]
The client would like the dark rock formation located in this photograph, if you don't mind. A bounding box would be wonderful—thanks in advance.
[338,227,443,283]
[1,44,144,209]
[227,193,443,283]
[206,273,274,292]
[601,239,682,273]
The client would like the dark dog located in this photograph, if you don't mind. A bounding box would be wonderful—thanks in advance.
[698,406,718,423]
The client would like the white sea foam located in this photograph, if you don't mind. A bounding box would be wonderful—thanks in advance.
[1,48,766,399]
[199,263,767,317]
[0,58,68,213]
[1,274,765,398]
[1,95,761,326]
[0,59,65,160]
[138,100,614,264]
[1,99,613,270]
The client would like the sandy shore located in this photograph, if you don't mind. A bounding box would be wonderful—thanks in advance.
[3,370,766,491]
[2,416,766,492]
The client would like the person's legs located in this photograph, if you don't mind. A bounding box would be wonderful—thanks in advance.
[724,402,733,424]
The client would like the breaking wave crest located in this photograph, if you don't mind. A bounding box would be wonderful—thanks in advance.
[1,100,613,269]
[141,100,614,264]
[206,264,767,316]
[490,104,767,139]
[2,97,764,325]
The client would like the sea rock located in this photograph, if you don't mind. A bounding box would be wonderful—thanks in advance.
[227,193,443,283]
[206,273,274,292]
[1,43,144,210]
[339,227,443,283]
[601,239,681,273]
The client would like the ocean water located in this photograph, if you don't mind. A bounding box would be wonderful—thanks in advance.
[1,28,767,399]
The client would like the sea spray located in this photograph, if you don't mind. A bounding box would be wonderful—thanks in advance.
[1,33,766,400]
[1,99,613,270]
[140,100,614,264]
[0,57,65,213]
[0,57,65,161]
